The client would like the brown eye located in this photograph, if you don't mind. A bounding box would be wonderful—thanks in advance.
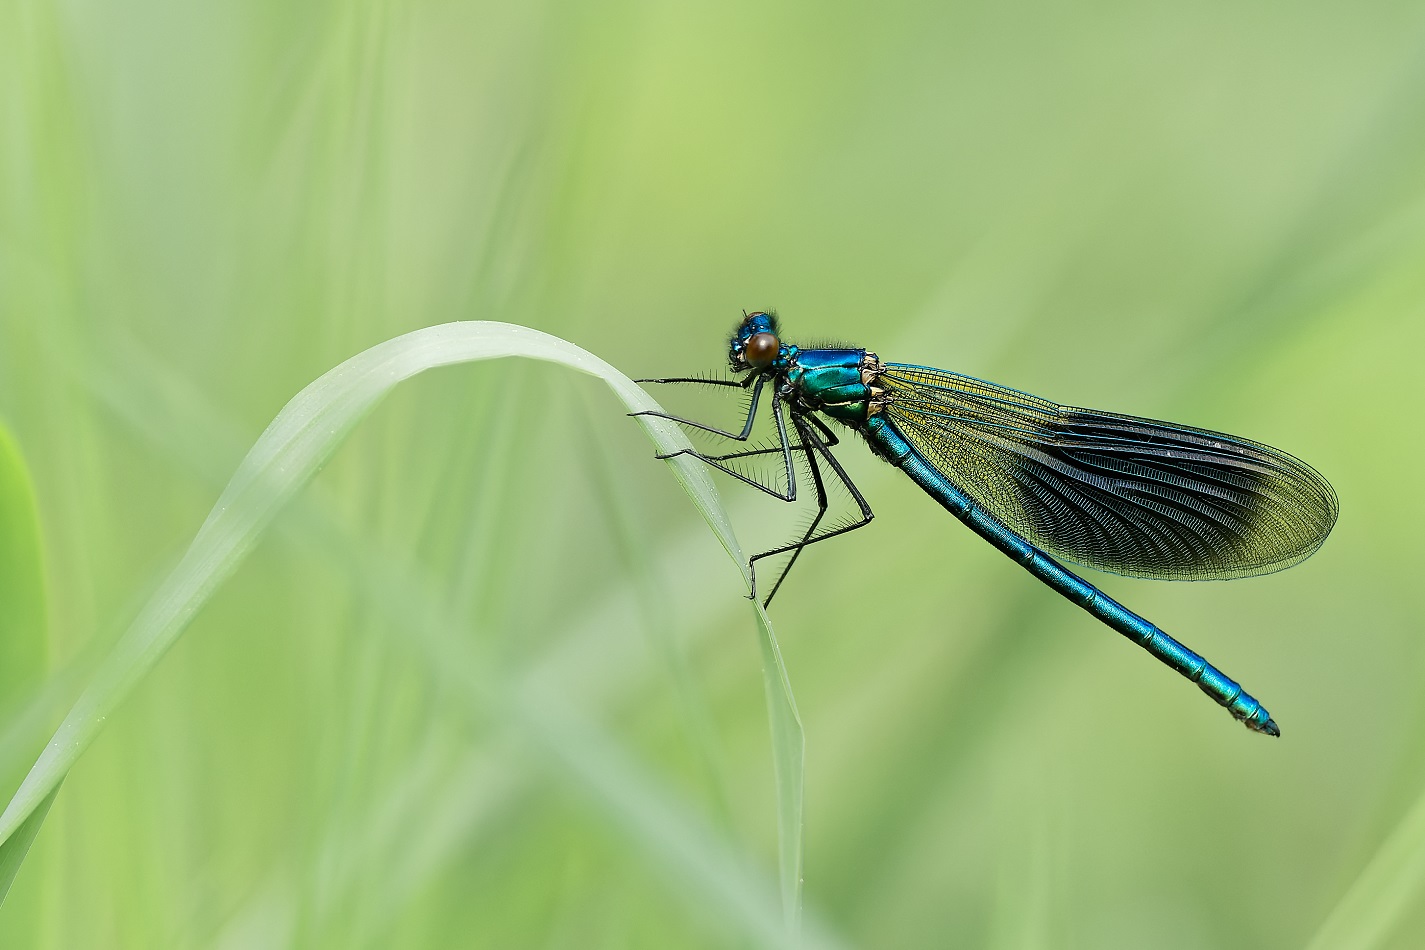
[744,332,779,368]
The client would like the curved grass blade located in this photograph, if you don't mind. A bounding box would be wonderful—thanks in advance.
[0,322,805,932]
[0,421,48,905]
[0,785,56,907]
[0,420,49,909]
[0,423,46,709]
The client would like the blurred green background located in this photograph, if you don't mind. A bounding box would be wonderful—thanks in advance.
[2,0,1424,946]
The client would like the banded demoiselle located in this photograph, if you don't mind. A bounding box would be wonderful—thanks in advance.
[635,311,1337,736]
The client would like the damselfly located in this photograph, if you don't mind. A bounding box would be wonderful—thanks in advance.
[634,312,1337,736]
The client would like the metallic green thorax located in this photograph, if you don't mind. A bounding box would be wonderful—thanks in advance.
[786,348,884,423]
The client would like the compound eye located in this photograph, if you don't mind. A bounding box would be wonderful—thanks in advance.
[744,332,780,368]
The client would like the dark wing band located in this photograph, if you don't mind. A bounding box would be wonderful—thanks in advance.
[879,363,1338,581]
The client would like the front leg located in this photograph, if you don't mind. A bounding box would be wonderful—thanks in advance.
[635,376,749,389]
[630,374,767,441]
[651,390,800,503]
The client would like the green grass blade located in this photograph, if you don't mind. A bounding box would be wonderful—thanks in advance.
[755,602,805,934]
[0,422,46,707]
[0,322,806,932]
[0,783,57,907]
[515,687,829,949]
[0,419,49,908]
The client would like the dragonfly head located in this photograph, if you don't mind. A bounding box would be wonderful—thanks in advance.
[729,311,785,373]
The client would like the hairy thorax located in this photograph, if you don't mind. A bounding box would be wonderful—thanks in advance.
[784,349,888,423]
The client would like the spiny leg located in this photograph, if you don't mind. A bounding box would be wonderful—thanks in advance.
[629,375,766,440]
[656,392,799,502]
[649,428,826,498]
[800,410,841,449]
[632,377,863,602]
[682,442,810,465]
[751,417,830,606]
[635,376,750,389]
[750,414,875,607]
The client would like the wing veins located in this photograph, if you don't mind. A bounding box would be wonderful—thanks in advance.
[879,364,1336,580]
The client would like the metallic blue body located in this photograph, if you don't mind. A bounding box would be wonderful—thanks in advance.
[863,413,1276,733]
[790,345,1277,735]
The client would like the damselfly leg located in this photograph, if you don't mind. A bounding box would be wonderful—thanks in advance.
[630,374,765,441]
[633,376,873,606]
[631,376,796,501]
[750,413,874,606]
